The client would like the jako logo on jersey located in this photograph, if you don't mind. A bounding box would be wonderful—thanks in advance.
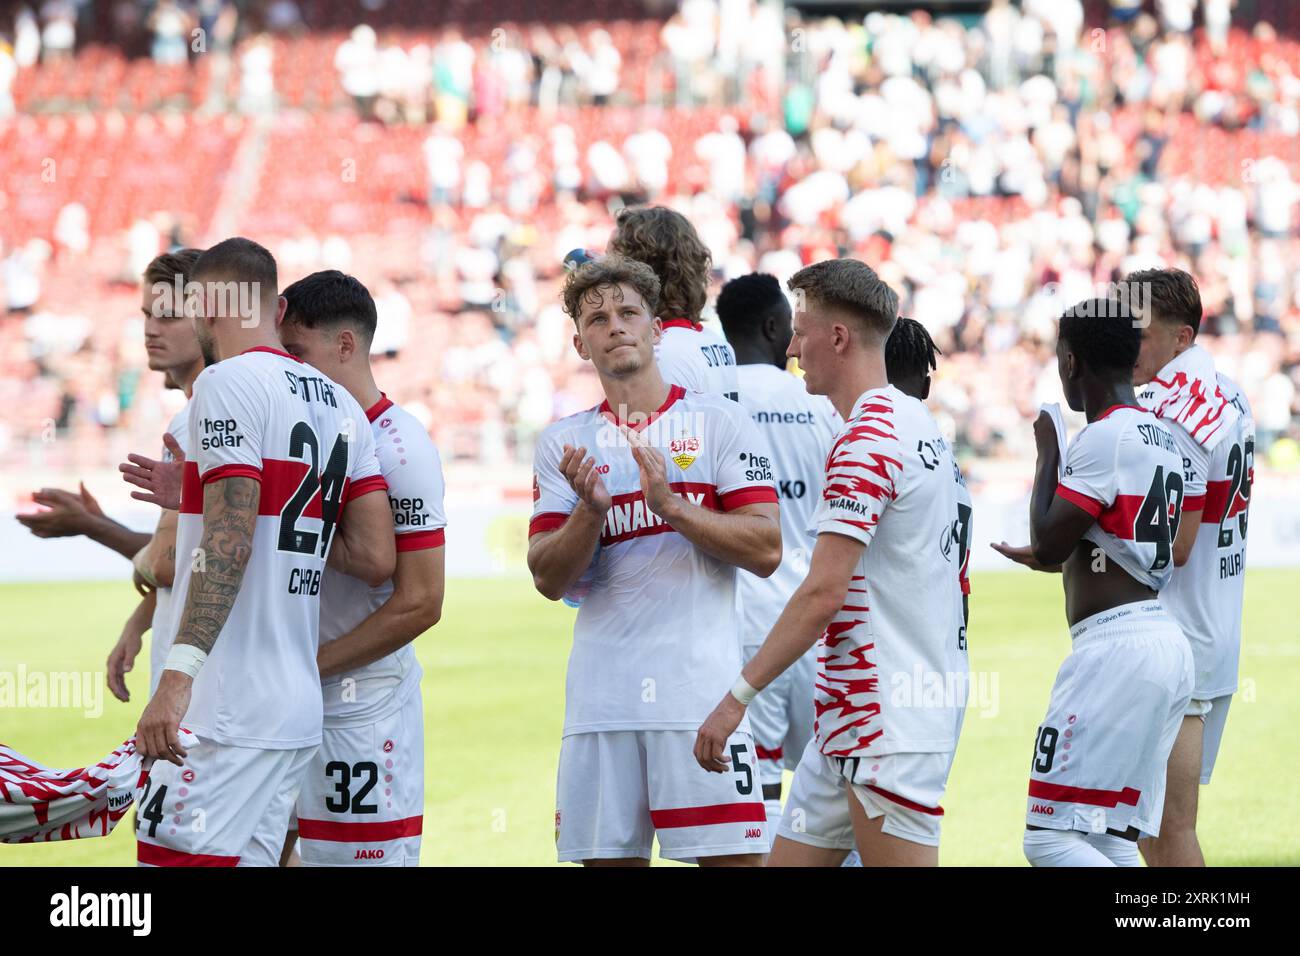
[554,810,562,843]
[383,739,394,753]
[670,436,701,469]
[744,828,763,839]
[354,849,385,860]
[533,474,540,502]
[380,418,392,428]
[181,769,195,783]
[1030,804,1055,815]
[199,417,243,450]
[777,480,808,499]
[740,452,773,482]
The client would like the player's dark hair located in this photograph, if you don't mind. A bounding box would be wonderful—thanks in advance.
[1123,267,1203,338]
[193,236,278,302]
[609,206,711,322]
[787,258,898,343]
[716,273,789,343]
[1058,298,1142,376]
[885,317,941,385]
[282,270,378,345]
[561,255,661,323]
[143,248,203,290]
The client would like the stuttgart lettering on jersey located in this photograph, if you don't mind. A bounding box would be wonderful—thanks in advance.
[1137,422,1178,453]
[283,370,340,407]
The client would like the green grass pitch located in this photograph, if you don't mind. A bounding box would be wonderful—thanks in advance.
[1,570,1296,866]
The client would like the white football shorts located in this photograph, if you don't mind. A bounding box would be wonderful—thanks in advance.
[135,738,314,867]
[776,739,955,849]
[295,689,424,867]
[555,729,768,863]
[1026,601,1194,838]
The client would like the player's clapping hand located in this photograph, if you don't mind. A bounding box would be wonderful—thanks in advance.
[621,426,674,517]
[559,444,612,515]
[694,693,745,773]
[119,433,185,511]
[16,483,105,538]
[135,670,192,765]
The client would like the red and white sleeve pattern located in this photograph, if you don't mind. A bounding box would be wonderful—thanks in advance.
[1056,422,1118,517]
[529,430,580,536]
[814,399,903,545]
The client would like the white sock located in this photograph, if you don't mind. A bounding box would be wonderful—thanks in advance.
[1086,831,1141,866]
[1023,828,1115,867]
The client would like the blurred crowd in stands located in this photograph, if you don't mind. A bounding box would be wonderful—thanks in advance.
[1,0,1298,479]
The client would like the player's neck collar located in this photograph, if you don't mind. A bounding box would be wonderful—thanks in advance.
[1095,403,1145,422]
[365,393,394,423]
[241,345,302,363]
[600,384,687,431]
[661,317,702,331]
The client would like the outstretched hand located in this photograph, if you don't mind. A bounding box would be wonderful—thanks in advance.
[119,433,185,511]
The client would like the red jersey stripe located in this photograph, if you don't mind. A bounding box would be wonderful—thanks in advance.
[1201,478,1248,523]
[137,841,240,867]
[720,485,779,510]
[183,459,355,518]
[754,746,783,761]
[1056,483,1103,517]
[649,802,766,829]
[865,784,944,816]
[346,474,388,502]
[528,512,569,537]
[1028,780,1141,808]
[201,463,263,485]
[296,815,423,843]
[396,528,445,551]
[1095,494,1143,540]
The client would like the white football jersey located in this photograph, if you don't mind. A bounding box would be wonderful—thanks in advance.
[169,347,385,749]
[1056,405,1185,591]
[149,402,191,696]
[530,385,778,733]
[656,320,739,400]
[734,363,839,645]
[1156,375,1254,698]
[812,385,968,758]
[318,395,446,725]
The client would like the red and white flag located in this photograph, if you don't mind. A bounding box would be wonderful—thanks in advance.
[0,730,199,844]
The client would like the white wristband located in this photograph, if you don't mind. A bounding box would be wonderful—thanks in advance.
[163,644,207,679]
[729,674,758,706]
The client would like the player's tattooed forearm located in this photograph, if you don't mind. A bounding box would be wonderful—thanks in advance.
[177,477,260,655]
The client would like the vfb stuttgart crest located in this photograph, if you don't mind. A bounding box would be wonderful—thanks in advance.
[669,436,701,470]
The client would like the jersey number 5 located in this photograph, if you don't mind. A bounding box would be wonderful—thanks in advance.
[279,421,349,557]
